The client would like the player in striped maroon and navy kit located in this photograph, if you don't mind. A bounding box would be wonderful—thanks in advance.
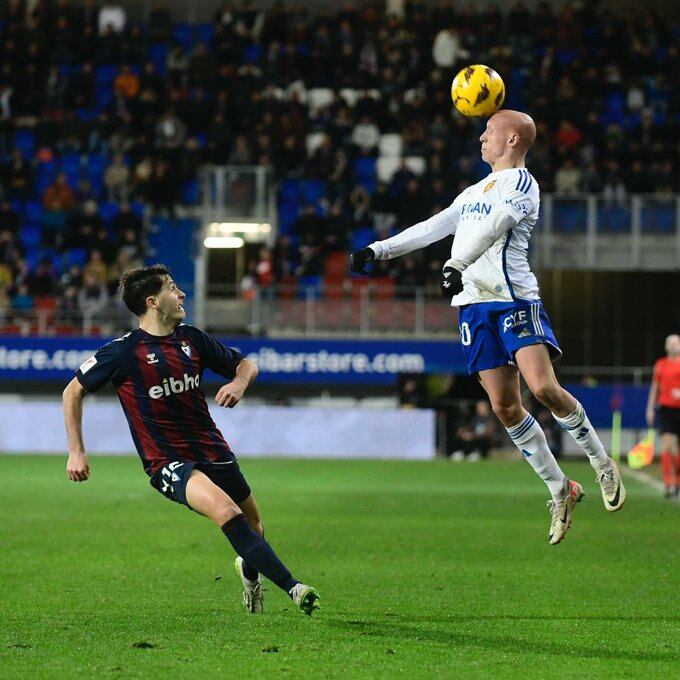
[62,264,319,615]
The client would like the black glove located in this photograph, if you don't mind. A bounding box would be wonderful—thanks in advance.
[349,247,375,274]
[440,266,463,297]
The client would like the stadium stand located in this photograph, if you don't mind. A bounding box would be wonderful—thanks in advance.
[0,0,678,335]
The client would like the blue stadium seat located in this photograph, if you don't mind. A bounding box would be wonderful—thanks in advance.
[87,153,108,174]
[598,204,629,232]
[278,203,299,234]
[62,248,88,269]
[60,153,82,185]
[87,153,108,193]
[301,180,327,204]
[353,157,376,182]
[351,227,376,252]
[25,201,44,225]
[280,179,302,204]
[99,202,119,224]
[148,44,169,73]
[606,92,625,115]
[19,223,42,249]
[23,247,41,270]
[76,109,97,122]
[642,203,674,233]
[12,130,36,158]
[35,174,53,195]
[242,45,262,64]
[95,64,119,85]
[172,24,193,52]
[181,179,199,205]
[195,24,214,47]
[38,247,58,264]
[298,275,322,299]
[556,49,577,66]
[553,203,587,232]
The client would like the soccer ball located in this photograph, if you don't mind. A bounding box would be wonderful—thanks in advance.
[451,64,505,117]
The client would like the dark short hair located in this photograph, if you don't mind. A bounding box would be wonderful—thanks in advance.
[119,264,171,316]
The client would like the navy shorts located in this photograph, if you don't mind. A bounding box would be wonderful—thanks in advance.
[458,299,562,374]
[149,457,252,509]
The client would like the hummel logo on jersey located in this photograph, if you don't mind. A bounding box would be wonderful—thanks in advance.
[181,341,192,358]
[148,372,200,399]
[146,353,158,364]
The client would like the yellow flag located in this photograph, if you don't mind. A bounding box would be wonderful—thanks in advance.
[628,429,655,469]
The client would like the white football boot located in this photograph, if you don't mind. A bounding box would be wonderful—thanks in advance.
[234,556,264,613]
[547,479,585,545]
[595,459,627,512]
[289,583,320,616]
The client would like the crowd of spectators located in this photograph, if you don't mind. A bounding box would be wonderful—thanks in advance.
[0,0,678,324]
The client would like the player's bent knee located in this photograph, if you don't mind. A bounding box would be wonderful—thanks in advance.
[210,499,242,526]
[492,402,522,426]
[531,383,561,409]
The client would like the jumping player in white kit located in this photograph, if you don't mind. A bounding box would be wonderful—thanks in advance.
[350,109,626,545]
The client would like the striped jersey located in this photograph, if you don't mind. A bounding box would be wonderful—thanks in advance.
[369,167,541,305]
[75,325,243,475]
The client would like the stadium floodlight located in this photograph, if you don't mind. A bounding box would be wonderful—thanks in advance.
[203,236,245,248]
[209,222,271,234]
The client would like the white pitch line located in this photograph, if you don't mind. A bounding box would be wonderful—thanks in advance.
[622,468,669,495]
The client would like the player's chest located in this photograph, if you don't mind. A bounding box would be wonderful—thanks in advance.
[660,361,680,386]
[457,190,501,224]
[136,339,200,372]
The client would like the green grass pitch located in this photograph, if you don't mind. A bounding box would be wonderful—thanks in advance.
[2,455,678,679]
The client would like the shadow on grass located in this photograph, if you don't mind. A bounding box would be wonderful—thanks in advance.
[322,614,679,663]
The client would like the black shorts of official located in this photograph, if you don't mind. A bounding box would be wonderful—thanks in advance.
[149,456,252,510]
[658,406,680,437]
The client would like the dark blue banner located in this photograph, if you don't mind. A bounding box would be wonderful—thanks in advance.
[0,336,466,385]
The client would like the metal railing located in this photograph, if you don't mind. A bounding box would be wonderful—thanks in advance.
[0,306,136,337]
[535,194,680,270]
[204,283,458,337]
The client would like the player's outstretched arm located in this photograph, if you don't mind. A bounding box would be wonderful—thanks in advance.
[215,358,258,408]
[350,203,459,273]
[646,376,658,427]
[63,378,90,482]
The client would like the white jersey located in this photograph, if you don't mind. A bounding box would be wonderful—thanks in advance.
[369,167,541,306]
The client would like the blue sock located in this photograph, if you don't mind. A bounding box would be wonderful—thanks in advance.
[221,514,298,594]
[242,529,261,582]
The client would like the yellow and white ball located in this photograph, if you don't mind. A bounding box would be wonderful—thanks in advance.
[451,64,505,117]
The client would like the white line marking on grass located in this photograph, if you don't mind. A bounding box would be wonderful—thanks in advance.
[623,468,673,496]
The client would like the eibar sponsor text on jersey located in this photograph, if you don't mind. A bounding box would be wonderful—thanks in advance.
[148,372,200,398]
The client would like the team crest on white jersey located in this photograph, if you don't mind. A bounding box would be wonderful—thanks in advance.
[181,341,192,358]
[483,180,497,193]
[146,353,158,364]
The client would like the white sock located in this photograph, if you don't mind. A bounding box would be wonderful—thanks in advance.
[552,401,609,469]
[506,413,566,499]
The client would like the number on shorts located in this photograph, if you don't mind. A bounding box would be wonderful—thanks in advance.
[460,322,471,346]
